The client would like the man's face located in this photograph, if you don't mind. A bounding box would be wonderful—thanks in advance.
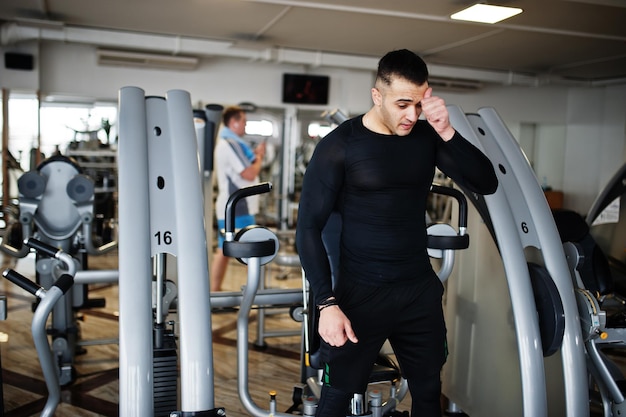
[231,113,247,136]
[372,76,429,136]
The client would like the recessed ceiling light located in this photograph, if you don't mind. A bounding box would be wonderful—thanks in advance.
[451,4,523,24]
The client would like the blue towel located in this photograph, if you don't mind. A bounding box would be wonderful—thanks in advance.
[220,127,255,162]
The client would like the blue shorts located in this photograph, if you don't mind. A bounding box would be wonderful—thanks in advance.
[216,214,256,248]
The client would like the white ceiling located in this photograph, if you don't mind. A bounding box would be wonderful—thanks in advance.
[1,0,625,86]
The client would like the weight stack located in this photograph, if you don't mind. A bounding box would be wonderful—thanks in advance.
[153,334,178,417]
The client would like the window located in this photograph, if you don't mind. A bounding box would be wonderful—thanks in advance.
[6,95,38,170]
[4,95,117,171]
[307,122,332,139]
[245,119,274,137]
[40,104,117,154]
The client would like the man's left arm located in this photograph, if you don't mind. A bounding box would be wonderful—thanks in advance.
[421,87,498,195]
[420,87,455,141]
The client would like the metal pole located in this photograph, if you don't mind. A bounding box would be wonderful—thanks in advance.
[118,86,154,416]
[2,89,9,209]
[165,90,214,411]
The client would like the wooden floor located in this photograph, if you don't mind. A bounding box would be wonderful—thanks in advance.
[0,248,414,417]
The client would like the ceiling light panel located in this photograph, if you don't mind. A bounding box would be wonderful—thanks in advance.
[451,4,523,24]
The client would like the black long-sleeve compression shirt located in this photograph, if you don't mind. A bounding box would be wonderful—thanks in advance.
[296,115,498,305]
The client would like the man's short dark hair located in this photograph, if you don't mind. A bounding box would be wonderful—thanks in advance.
[222,106,245,127]
[376,49,429,86]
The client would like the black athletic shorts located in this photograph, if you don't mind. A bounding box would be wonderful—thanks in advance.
[319,273,447,394]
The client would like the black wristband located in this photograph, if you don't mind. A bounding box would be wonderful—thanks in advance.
[318,302,338,311]
[317,296,337,311]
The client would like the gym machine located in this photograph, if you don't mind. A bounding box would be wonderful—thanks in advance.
[0,154,117,385]
[117,86,307,416]
[117,87,221,416]
[194,103,224,255]
[222,182,289,417]
[586,162,626,279]
[551,162,626,416]
[0,86,301,416]
[443,106,589,417]
[2,239,76,417]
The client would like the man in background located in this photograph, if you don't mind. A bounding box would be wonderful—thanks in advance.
[211,106,266,292]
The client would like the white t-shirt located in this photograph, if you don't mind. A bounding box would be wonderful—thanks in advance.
[214,136,259,221]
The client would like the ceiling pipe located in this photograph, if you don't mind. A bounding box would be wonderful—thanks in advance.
[0,21,601,87]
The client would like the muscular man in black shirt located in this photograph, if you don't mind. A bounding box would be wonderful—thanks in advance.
[296,49,498,417]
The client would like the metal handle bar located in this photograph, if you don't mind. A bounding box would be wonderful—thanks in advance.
[26,238,60,258]
[2,269,74,417]
[3,269,43,296]
[430,184,468,231]
[224,182,272,237]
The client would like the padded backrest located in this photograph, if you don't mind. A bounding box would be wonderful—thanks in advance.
[36,158,82,237]
[552,209,613,296]
[20,155,93,241]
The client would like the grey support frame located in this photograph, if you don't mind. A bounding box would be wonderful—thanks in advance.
[117,87,304,416]
[561,162,626,416]
[3,240,76,417]
[445,106,589,417]
[0,154,119,386]
[117,88,218,416]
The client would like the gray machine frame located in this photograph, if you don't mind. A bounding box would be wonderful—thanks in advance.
[563,161,626,417]
[0,154,118,386]
[445,106,589,417]
[117,88,303,416]
[117,87,218,415]
[2,239,76,417]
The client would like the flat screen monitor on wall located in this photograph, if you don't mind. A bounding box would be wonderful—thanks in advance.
[282,73,330,105]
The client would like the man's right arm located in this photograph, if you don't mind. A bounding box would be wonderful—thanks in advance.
[295,180,335,305]
[297,192,357,347]
[240,142,266,181]
[295,135,344,306]
[296,133,359,347]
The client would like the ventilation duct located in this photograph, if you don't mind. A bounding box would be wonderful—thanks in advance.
[1,22,547,86]
[96,48,199,70]
[428,76,483,91]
